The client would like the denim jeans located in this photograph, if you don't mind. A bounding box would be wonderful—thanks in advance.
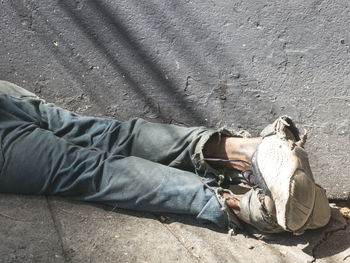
[0,81,244,230]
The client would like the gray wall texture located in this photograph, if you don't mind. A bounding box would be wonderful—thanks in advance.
[0,0,349,199]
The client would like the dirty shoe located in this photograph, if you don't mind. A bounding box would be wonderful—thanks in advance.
[250,116,326,233]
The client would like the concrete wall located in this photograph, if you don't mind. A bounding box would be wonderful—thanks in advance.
[0,0,349,199]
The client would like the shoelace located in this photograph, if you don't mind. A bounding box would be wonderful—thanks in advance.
[202,157,260,187]
[241,170,260,188]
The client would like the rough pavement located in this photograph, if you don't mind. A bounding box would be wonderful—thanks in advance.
[0,1,349,262]
[0,194,349,263]
[0,0,349,199]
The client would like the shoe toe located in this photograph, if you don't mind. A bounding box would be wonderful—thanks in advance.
[283,169,315,231]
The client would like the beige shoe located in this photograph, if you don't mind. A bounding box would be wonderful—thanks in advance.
[251,116,330,234]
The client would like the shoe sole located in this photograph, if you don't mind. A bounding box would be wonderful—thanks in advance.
[251,136,316,232]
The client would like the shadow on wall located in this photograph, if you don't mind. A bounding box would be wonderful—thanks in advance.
[10,0,259,126]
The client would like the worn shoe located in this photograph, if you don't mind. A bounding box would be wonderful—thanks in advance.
[250,116,330,234]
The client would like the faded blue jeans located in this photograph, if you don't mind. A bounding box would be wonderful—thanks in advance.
[0,81,243,230]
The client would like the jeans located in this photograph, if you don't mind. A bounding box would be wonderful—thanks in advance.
[0,80,243,230]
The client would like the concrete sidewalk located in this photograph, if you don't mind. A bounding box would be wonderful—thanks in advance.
[0,1,349,261]
[0,194,348,263]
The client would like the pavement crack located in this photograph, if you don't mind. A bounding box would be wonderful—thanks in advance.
[310,224,347,263]
[0,211,29,222]
[156,218,205,262]
[184,76,191,92]
[184,76,199,92]
[46,196,68,263]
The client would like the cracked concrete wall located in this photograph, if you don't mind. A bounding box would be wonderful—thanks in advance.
[0,0,349,199]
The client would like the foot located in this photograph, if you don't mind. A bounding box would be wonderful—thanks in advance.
[222,192,276,225]
[221,192,249,223]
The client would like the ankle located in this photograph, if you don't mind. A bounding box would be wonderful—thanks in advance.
[224,137,262,160]
[224,137,262,170]
[203,136,262,171]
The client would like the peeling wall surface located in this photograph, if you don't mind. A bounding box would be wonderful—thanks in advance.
[0,0,349,199]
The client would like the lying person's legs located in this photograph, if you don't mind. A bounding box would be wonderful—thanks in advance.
[0,81,331,234]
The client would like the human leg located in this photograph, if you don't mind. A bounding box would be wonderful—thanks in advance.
[1,81,329,234]
[203,134,262,171]
[0,101,234,228]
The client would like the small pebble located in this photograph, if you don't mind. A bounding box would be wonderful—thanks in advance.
[159,216,167,222]
[247,244,254,249]
[193,253,200,258]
